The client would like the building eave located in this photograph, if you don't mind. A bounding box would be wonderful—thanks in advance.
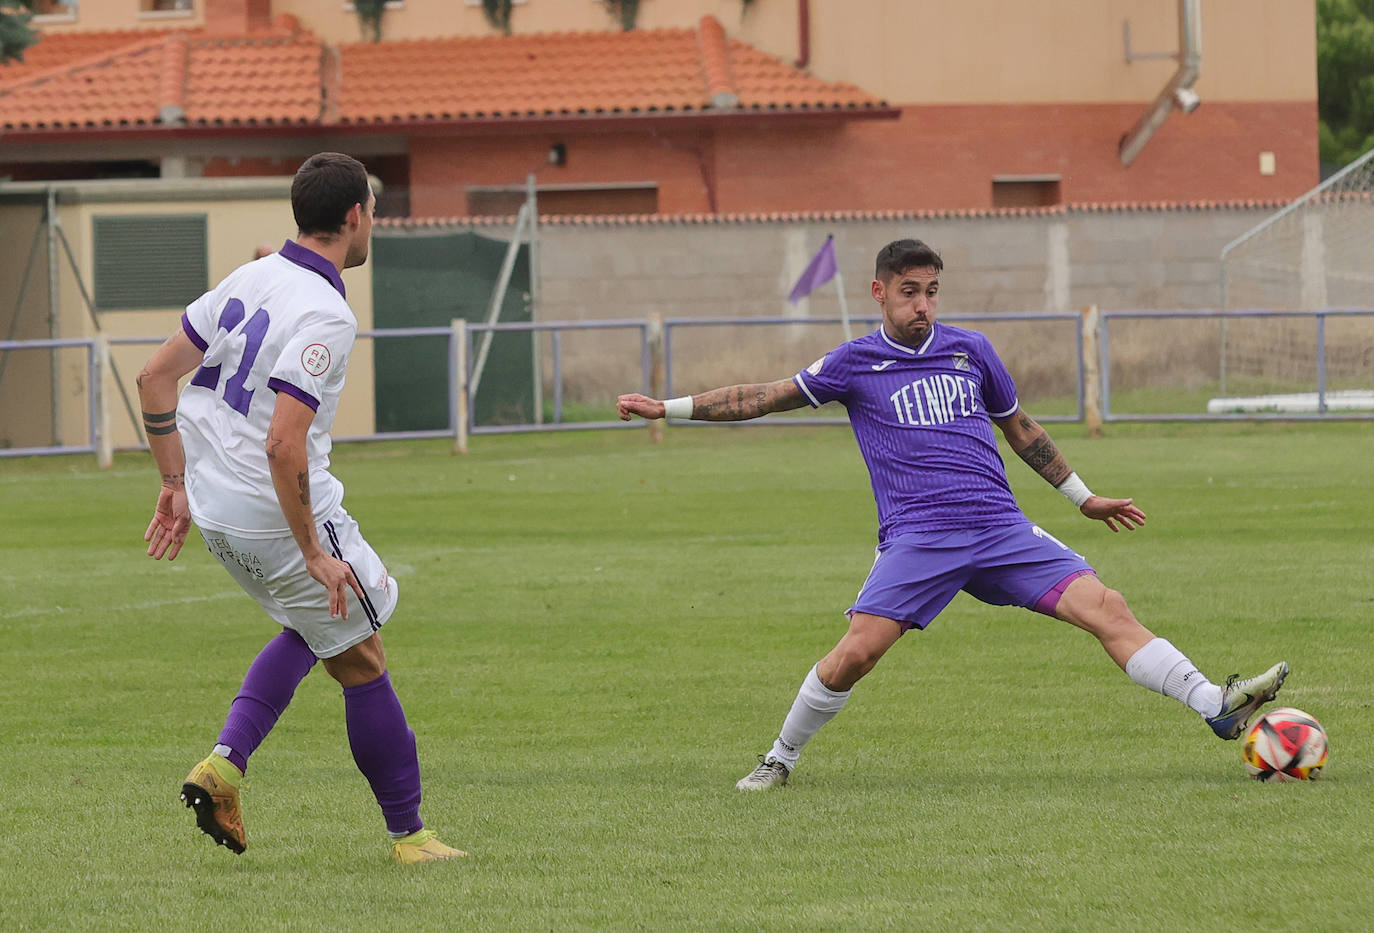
[0,105,899,149]
[351,106,901,136]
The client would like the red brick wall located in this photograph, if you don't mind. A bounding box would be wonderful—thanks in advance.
[713,102,1319,212]
[400,100,1317,218]
[409,133,719,217]
[204,0,272,34]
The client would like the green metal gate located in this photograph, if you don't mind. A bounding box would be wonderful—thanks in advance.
[371,229,534,430]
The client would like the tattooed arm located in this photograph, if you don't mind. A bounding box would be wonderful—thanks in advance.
[995,409,1073,487]
[993,408,1147,532]
[266,393,364,618]
[617,378,808,422]
[136,328,204,560]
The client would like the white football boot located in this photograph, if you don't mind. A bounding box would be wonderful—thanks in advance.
[735,755,790,790]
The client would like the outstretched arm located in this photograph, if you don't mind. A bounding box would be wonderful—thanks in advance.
[993,408,1146,533]
[617,378,808,422]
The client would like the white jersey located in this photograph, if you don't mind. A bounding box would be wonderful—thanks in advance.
[176,240,355,538]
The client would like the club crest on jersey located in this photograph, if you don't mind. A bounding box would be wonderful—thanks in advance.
[806,355,826,375]
[301,344,331,377]
[951,352,970,372]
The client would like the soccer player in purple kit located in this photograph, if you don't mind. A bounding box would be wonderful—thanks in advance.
[617,238,1289,791]
[137,152,465,859]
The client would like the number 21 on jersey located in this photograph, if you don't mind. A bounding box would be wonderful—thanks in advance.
[190,298,270,416]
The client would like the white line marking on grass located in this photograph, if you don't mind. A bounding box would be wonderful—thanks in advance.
[2,592,239,619]
[0,468,147,483]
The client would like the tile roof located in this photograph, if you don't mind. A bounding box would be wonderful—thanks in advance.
[0,27,178,89]
[0,26,321,129]
[337,17,886,123]
[183,35,322,125]
[0,16,887,132]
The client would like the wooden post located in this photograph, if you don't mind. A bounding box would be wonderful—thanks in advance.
[1080,305,1103,438]
[647,312,665,444]
[451,318,469,454]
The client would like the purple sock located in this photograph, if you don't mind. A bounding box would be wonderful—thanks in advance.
[216,628,318,774]
[342,671,423,836]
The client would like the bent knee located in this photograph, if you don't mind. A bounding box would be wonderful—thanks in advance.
[321,636,387,686]
[829,639,888,682]
[1081,586,1141,637]
[1099,586,1133,621]
[1060,577,1137,628]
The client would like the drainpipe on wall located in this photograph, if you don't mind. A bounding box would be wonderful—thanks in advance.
[1118,0,1200,167]
[795,0,810,69]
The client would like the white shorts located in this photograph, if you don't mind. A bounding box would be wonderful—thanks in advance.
[199,506,400,659]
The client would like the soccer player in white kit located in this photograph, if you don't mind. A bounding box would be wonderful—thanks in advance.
[137,153,463,862]
[618,238,1289,791]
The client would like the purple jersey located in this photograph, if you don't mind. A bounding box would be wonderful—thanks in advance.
[794,322,1026,541]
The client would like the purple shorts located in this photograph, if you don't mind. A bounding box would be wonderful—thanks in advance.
[849,522,1096,632]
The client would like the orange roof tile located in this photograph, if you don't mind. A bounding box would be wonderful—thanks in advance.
[0,31,322,130]
[0,16,886,133]
[183,36,322,125]
[336,16,886,124]
[0,27,194,88]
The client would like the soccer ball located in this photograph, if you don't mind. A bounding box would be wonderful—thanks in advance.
[1241,707,1329,782]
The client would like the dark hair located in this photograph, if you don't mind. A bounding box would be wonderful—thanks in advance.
[291,152,371,237]
[874,239,944,281]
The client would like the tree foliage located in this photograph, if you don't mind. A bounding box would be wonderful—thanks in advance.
[602,0,639,31]
[482,0,512,35]
[1318,0,1374,165]
[0,1,40,65]
[352,0,386,42]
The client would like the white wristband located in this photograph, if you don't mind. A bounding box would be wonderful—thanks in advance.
[1056,472,1094,508]
[663,396,693,420]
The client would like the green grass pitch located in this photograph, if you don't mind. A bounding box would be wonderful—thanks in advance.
[1,421,1372,930]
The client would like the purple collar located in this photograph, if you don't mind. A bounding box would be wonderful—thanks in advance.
[279,240,346,298]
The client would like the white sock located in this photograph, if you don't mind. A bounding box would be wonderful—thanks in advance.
[1124,637,1222,718]
[769,664,852,767]
[212,743,235,760]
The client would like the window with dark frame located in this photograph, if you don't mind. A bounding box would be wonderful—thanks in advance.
[991,175,1062,209]
[31,0,78,20]
[466,185,658,217]
[141,0,195,12]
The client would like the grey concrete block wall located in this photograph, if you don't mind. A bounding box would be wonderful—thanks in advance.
[402,205,1308,404]
[496,206,1278,325]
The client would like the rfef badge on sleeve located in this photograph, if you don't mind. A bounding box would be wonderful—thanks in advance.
[301,344,331,376]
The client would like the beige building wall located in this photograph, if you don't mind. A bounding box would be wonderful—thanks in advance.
[809,0,1315,104]
[277,0,799,47]
[0,201,52,450]
[32,0,199,30]
[38,1,1315,105]
[0,178,377,450]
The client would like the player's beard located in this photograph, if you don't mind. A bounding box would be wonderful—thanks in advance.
[344,240,370,269]
[896,315,930,344]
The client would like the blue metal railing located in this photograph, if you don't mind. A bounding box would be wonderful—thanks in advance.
[2,310,1370,461]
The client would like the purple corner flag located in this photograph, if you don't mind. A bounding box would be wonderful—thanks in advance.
[787,236,838,304]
